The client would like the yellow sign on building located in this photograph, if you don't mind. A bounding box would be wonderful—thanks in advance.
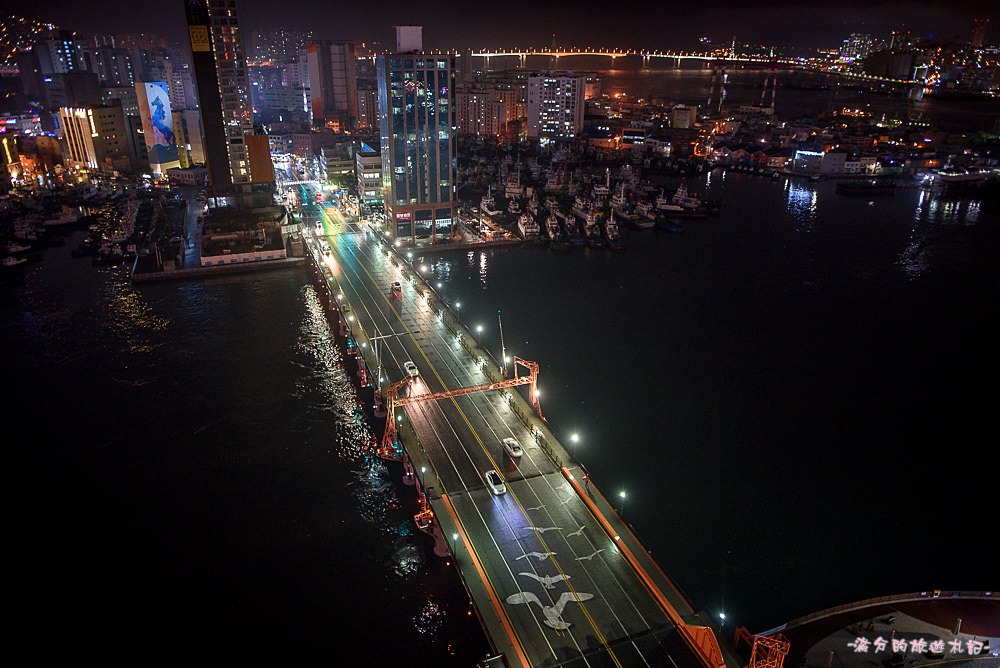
[188,26,210,52]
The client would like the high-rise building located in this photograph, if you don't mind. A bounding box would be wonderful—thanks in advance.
[970,19,990,49]
[136,81,181,175]
[376,27,457,245]
[356,86,377,130]
[456,88,508,137]
[841,33,878,60]
[526,72,585,140]
[172,109,206,167]
[43,71,102,110]
[35,30,86,74]
[250,29,313,66]
[306,40,358,130]
[59,104,133,173]
[182,0,255,194]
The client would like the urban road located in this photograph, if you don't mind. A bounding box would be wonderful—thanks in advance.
[305,200,729,668]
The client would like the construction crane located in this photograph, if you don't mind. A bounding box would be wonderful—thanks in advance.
[378,356,544,461]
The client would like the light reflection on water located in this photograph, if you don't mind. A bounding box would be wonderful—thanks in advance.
[898,189,988,279]
[785,180,818,231]
[101,268,171,355]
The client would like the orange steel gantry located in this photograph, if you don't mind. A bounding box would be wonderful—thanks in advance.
[739,630,790,668]
[378,356,544,461]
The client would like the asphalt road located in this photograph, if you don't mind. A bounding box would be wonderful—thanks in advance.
[314,221,716,668]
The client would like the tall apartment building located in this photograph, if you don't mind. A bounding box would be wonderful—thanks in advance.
[526,72,585,140]
[59,104,133,173]
[35,31,86,74]
[970,18,990,49]
[376,26,457,245]
[173,109,206,167]
[356,86,377,131]
[306,40,358,130]
[456,87,517,137]
[249,29,313,66]
[82,46,137,86]
[182,0,258,196]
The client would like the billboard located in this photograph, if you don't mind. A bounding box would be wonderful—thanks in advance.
[137,81,180,174]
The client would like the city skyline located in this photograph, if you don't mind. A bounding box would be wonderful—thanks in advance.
[17,0,1000,54]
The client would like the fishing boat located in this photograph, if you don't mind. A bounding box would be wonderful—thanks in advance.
[583,211,605,249]
[655,180,709,218]
[480,185,501,216]
[562,213,585,246]
[517,210,540,240]
[603,210,625,251]
[592,168,611,201]
[545,211,571,252]
[610,181,628,210]
[632,201,657,230]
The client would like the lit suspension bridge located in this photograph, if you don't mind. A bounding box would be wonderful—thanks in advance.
[468,48,798,68]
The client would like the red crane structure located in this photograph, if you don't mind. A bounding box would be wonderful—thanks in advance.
[733,628,790,668]
[378,356,544,461]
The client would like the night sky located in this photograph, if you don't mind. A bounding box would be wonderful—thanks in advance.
[17,0,1000,53]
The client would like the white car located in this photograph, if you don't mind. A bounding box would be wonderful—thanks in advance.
[404,361,419,378]
[485,469,506,495]
[502,437,523,458]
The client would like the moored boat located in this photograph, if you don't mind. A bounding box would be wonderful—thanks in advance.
[603,210,625,251]
[656,180,710,218]
[517,210,540,240]
[583,211,605,249]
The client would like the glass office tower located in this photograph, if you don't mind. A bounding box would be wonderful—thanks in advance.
[376,50,457,245]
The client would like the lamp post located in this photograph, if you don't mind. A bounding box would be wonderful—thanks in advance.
[618,489,626,516]
[570,432,579,463]
[476,324,483,345]
[498,309,507,377]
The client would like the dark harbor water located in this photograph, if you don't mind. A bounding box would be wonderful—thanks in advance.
[6,170,997,664]
[419,171,1000,640]
[6,250,490,664]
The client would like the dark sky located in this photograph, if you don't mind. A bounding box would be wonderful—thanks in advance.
[18,0,1000,52]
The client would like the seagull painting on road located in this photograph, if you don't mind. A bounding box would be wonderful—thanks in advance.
[566,525,585,537]
[575,549,604,561]
[525,504,546,511]
[524,525,562,533]
[506,591,595,630]
[518,572,571,590]
[558,496,573,506]
[516,551,556,561]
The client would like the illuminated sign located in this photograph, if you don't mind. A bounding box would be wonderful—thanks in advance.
[847,637,987,656]
[137,82,180,173]
[188,26,210,52]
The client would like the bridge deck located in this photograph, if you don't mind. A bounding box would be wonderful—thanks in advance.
[312,215,725,667]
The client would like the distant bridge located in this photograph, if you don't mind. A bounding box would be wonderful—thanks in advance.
[469,48,799,68]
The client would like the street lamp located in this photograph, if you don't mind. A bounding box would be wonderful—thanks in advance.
[618,489,626,516]
[570,432,579,462]
[476,324,483,344]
